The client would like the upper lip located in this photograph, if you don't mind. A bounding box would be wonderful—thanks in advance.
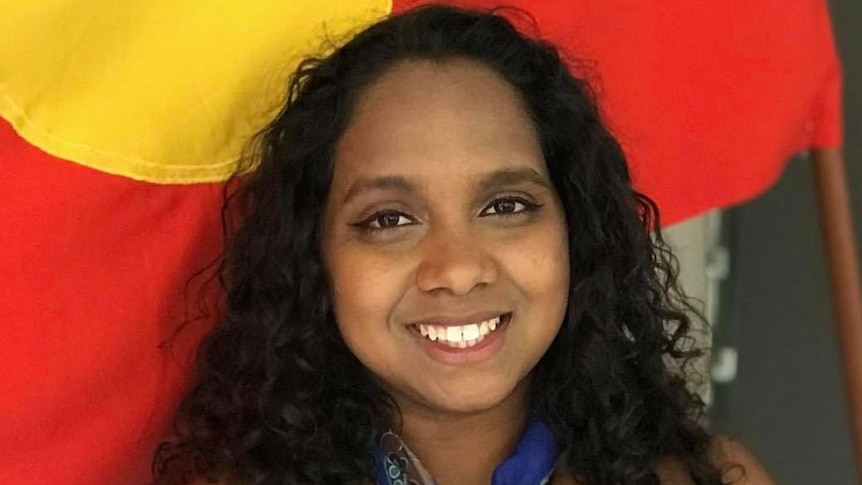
[409,311,510,327]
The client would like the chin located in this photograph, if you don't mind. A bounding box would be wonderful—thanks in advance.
[418,377,528,416]
[433,395,503,415]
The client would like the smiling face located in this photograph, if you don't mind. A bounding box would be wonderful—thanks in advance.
[322,59,570,417]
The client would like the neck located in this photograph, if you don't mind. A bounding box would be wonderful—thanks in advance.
[392,380,531,485]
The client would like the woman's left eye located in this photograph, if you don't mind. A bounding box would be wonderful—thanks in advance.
[480,197,539,217]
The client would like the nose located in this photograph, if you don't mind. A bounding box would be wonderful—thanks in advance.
[415,224,498,295]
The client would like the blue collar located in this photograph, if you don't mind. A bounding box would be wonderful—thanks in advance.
[372,418,559,485]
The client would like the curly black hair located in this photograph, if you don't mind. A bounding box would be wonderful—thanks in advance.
[155,5,727,485]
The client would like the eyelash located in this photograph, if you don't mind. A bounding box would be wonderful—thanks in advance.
[352,196,543,232]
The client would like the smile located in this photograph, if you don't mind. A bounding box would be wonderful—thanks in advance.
[410,313,511,348]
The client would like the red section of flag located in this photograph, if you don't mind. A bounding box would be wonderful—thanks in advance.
[0,118,222,485]
[394,0,843,225]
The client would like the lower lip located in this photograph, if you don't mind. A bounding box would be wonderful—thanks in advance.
[410,315,510,366]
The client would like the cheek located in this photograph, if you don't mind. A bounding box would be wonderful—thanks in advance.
[501,221,569,304]
[327,247,410,338]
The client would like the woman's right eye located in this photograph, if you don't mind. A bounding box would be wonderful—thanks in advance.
[356,210,415,231]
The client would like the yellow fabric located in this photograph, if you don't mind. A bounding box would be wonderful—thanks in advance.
[0,1,390,183]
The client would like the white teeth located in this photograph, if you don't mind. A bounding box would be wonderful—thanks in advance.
[462,324,480,341]
[416,315,505,347]
[446,326,462,343]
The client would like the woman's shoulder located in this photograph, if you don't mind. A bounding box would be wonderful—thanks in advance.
[552,436,776,485]
[654,436,776,485]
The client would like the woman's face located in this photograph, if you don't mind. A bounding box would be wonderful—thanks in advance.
[322,59,569,416]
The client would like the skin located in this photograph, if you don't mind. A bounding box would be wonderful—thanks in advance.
[322,58,570,485]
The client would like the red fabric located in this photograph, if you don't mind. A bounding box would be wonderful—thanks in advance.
[395,0,844,225]
[0,118,222,484]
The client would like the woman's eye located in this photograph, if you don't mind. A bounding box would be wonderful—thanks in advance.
[360,211,414,230]
[480,197,536,217]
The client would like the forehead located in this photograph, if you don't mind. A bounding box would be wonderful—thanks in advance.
[332,58,547,187]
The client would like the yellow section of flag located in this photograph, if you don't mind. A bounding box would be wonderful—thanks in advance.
[0,1,390,183]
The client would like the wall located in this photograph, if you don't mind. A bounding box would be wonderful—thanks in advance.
[712,0,861,483]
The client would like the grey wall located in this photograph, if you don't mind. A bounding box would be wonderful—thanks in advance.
[712,0,861,483]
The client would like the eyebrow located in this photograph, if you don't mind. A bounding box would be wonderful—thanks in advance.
[342,175,418,204]
[477,167,552,193]
[342,167,552,204]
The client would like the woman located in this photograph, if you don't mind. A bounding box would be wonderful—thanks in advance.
[156,5,775,485]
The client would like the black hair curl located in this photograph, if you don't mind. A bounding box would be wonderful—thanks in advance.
[156,5,728,485]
